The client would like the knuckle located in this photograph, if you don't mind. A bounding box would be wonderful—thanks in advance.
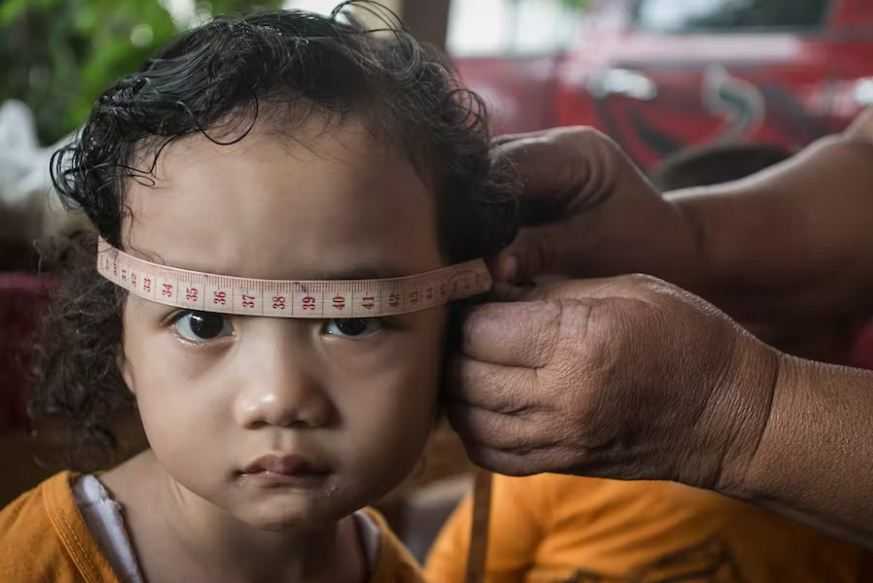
[461,306,510,354]
[571,300,621,379]
[553,125,608,147]
[529,299,565,365]
[621,272,667,291]
[550,298,595,353]
[535,298,609,392]
[495,372,536,415]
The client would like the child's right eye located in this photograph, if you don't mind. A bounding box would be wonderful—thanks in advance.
[171,311,234,344]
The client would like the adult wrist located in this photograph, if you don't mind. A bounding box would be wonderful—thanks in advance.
[703,332,782,497]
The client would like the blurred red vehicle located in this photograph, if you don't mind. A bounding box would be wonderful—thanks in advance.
[454,0,873,170]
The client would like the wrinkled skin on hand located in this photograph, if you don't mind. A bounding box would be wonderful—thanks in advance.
[448,276,780,491]
[446,121,873,547]
[489,127,691,285]
[488,127,867,364]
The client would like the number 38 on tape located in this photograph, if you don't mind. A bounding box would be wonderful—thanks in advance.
[97,238,492,318]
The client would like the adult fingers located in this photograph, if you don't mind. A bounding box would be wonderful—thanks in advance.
[459,440,581,477]
[464,276,661,366]
[490,224,565,283]
[490,274,664,304]
[491,130,544,147]
[460,300,567,368]
[447,355,539,413]
[488,282,545,302]
[492,128,598,222]
[446,403,542,453]
[457,444,539,477]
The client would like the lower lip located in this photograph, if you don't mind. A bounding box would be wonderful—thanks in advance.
[241,470,330,488]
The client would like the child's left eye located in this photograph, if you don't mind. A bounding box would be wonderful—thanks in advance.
[323,318,383,339]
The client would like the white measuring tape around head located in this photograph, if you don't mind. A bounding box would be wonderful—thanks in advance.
[96,238,492,318]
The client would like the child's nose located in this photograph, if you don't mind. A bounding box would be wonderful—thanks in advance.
[233,341,334,429]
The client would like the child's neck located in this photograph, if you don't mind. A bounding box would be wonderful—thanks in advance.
[101,451,368,583]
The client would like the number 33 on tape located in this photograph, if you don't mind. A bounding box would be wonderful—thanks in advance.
[96,238,492,318]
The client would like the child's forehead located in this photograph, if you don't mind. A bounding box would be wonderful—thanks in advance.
[122,117,444,281]
[134,115,401,180]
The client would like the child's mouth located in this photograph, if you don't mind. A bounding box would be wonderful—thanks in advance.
[240,454,331,487]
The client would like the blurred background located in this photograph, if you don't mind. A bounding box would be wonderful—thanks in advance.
[5,0,873,164]
[4,0,873,257]
[4,0,873,560]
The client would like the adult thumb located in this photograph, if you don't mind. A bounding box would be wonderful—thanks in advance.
[490,225,559,283]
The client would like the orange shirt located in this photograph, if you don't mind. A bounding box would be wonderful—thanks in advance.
[426,474,867,583]
[0,471,424,583]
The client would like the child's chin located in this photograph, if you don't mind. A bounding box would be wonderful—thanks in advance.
[239,498,355,532]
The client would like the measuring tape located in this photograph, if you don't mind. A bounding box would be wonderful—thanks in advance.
[97,238,492,317]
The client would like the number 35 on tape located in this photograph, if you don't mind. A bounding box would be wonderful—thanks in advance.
[97,238,492,318]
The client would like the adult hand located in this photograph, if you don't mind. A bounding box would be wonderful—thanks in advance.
[448,275,780,492]
[489,127,866,364]
[489,128,699,285]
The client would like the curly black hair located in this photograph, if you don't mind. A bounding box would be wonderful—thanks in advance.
[32,1,518,469]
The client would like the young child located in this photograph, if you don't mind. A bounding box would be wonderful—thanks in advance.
[0,3,516,582]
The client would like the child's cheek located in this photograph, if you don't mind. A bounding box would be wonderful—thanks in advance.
[120,306,228,453]
[331,312,445,496]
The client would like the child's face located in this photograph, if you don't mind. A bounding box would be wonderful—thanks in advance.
[119,117,447,529]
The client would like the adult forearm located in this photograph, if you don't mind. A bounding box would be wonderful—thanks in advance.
[722,354,873,548]
[668,136,873,321]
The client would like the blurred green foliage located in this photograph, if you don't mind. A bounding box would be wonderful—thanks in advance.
[0,0,283,144]
[559,0,590,10]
